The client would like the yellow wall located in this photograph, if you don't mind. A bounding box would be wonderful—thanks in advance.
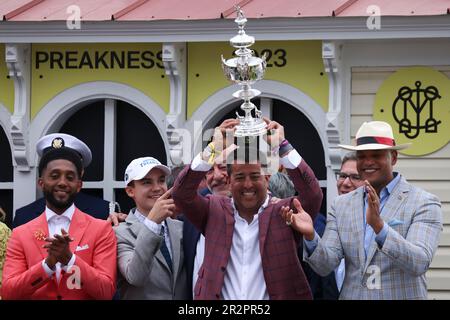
[31,43,170,118]
[0,44,15,114]
[187,40,329,118]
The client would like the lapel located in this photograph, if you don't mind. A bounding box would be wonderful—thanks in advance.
[350,188,366,274]
[28,212,51,261]
[67,208,89,255]
[166,218,182,282]
[127,213,172,273]
[258,203,272,256]
[363,177,410,272]
[222,198,236,252]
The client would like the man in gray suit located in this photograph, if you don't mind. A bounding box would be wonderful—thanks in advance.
[281,121,442,299]
[115,157,189,300]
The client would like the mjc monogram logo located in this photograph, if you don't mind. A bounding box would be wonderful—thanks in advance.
[374,67,450,156]
[393,81,442,139]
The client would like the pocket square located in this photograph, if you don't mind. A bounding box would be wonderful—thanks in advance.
[75,244,89,252]
[388,219,404,227]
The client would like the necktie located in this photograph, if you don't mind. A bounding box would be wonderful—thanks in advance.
[160,224,173,272]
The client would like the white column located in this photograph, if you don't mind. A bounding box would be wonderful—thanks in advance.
[5,43,36,218]
[103,99,116,202]
[163,43,187,166]
[322,41,346,211]
[13,169,38,218]
[259,97,272,119]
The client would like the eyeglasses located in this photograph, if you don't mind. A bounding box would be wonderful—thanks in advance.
[336,172,362,184]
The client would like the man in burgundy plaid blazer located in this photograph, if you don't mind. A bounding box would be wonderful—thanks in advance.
[172,118,323,300]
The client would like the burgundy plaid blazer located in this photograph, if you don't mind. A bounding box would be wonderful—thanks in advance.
[172,160,323,300]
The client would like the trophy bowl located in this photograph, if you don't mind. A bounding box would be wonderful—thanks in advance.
[221,55,267,84]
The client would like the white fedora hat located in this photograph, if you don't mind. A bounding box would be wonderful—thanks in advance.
[339,121,411,151]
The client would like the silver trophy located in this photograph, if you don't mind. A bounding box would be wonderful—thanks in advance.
[221,7,267,137]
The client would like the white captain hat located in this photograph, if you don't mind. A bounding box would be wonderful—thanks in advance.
[36,133,92,167]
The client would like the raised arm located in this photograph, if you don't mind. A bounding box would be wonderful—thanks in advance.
[264,117,322,219]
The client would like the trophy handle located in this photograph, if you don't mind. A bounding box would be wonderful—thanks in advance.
[261,52,267,63]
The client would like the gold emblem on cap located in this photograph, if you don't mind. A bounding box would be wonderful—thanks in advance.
[51,137,64,149]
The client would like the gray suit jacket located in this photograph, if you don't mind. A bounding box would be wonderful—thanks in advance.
[114,212,189,300]
[304,176,442,299]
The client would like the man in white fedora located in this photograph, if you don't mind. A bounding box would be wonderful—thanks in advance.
[281,121,442,299]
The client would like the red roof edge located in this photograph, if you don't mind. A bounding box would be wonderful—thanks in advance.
[221,0,254,18]
[4,0,46,20]
[112,0,150,20]
[333,0,359,16]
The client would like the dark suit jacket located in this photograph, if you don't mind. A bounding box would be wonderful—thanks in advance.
[172,161,323,300]
[300,213,340,300]
[13,192,110,228]
[181,188,211,300]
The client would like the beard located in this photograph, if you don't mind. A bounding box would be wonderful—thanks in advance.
[43,189,77,211]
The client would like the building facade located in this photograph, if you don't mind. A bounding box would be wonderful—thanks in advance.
[0,0,449,298]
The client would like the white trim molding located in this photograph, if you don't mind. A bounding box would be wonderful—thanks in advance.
[0,16,450,43]
[162,42,187,166]
[29,81,170,166]
[5,43,31,171]
[322,40,345,209]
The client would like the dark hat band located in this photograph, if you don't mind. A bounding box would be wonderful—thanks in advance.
[356,136,395,146]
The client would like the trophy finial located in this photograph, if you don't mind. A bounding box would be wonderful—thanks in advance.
[234,6,247,31]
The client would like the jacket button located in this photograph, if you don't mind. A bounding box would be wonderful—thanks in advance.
[57,295,62,300]
[215,293,220,298]
[221,266,226,272]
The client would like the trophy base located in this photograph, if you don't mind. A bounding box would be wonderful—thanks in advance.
[234,118,267,137]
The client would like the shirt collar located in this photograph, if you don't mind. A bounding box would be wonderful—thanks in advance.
[231,195,270,218]
[45,203,75,223]
[364,171,401,200]
[134,208,167,228]
[385,172,401,194]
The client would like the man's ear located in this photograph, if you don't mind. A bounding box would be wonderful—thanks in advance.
[391,150,398,166]
[125,186,134,198]
[37,177,44,190]
[77,179,83,193]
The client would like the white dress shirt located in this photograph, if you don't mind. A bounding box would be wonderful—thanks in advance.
[192,234,205,296]
[221,196,270,300]
[335,259,345,291]
[42,204,76,282]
